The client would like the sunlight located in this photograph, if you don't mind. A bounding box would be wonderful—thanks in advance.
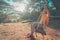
[14,3,26,12]
[3,0,34,13]
[4,0,27,12]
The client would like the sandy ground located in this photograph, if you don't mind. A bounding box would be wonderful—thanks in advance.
[0,22,60,40]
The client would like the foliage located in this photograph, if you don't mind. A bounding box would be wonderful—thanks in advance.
[0,0,59,23]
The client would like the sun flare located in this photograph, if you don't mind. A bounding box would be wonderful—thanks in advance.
[13,3,26,12]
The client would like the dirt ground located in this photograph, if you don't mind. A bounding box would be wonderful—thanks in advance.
[0,22,60,40]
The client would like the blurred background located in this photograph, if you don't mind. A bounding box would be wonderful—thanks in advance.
[0,0,60,23]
